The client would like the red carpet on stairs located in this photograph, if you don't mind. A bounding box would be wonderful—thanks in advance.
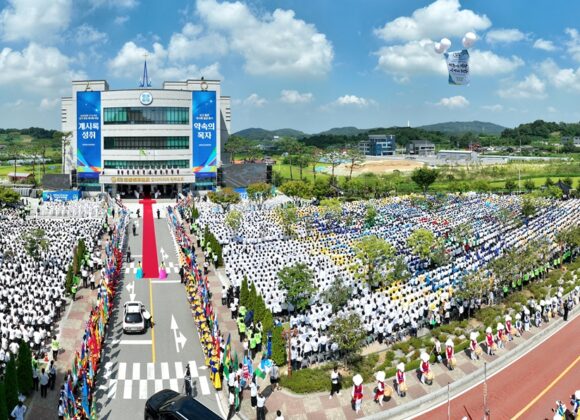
[139,199,159,278]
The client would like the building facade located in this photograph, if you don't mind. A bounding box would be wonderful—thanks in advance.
[358,134,396,156]
[61,75,231,197]
[437,150,478,161]
[406,140,435,155]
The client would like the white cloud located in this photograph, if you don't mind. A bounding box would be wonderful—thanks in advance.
[547,106,557,113]
[497,74,546,99]
[333,95,375,107]
[486,29,525,44]
[39,97,59,110]
[0,0,72,42]
[114,15,130,25]
[374,0,491,42]
[0,43,84,92]
[168,23,228,62]
[533,38,556,52]
[87,0,138,9]
[108,41,222,82]
[436,95,469,108]
[196,0,333,77]
[280,89,313,104]
[375,39,523,77]
[243,93,267,107]
[482,104,503,112]
[565,28,580,62]
[539,59,580,92]
[75,24,108,45]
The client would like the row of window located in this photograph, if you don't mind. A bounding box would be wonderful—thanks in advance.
[104,137,189,150]
[103,160,189,169]
[103,107,189,125]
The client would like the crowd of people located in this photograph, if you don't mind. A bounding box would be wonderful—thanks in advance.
[194,194,579,363]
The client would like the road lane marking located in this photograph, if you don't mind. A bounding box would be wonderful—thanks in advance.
[189,361,198,378]
[199,376,210,396]
[175,362,184,381]
[169,379,179,392]
[151,280,181,283]
[161,362,170,380]
[512,355,580,419]
[149,278,156,363]
[154,379,163,393]
[104,362,113,378]
[110,339,152,345]
[123,380,132,399]
[139,379,148,400]
[118,363,126,380]
[132,363,140,380]
[147,363,155,380]
[107,379,117,399]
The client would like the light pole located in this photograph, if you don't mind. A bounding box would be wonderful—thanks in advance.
[281,327,298,377]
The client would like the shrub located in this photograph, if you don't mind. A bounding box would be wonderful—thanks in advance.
[240,277,249,308]
[385,367,397,378]
[0,381,7,420]
[16,342,33,396]
[271,325,286,366]
[280,366,339,393]
[4,359,18,413]
[405,359,421,372]
[408,337,422,350]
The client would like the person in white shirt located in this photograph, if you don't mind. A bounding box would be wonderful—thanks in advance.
[256,393,266,420]
[11,401,26,420]
[274,410,285,420]
[226,389,235,420]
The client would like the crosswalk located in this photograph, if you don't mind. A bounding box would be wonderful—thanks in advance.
[124,261,181,274]
[100,360,212,400]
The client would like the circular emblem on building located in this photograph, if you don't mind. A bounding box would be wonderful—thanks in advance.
[139,91,153,105]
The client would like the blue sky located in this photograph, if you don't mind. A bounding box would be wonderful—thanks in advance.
[1,0,580,133]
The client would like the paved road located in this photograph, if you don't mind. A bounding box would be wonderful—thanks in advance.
[95,203,224,420]
[416,313,580,420]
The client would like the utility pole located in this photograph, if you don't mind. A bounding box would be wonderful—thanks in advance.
[483,362,490,419]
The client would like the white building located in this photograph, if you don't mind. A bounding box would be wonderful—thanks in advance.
[61,66,231,198]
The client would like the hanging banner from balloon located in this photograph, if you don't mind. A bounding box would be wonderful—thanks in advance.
[444,49,470,85]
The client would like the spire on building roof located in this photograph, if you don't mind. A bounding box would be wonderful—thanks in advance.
[139,55,151,88]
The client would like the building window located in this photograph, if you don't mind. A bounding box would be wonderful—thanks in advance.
[103,107,189,125]
[104,160,189,169]
[104,137,189,150]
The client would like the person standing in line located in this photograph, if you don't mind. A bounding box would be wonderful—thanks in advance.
[564,298,572,321]
[32,364,39,392]
[126,246,131,263]
[250,377,258,407]
[157,208,161,219]
[256,392,266,420]
[373,371,386,406]
[11,401,26,420]
[329,366,341,399]
[226,389,236,420]
[351,374,364,414]
[48,360,57,390]
[39,368,49,398]
[51,336,60,361]
[184,365,192,397]
[58,398,65,420]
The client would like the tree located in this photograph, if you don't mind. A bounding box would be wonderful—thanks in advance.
[246,182,271,201]
[0,186,19,205]
[279,138,301,180]
[224,209,243,236]
[24,228,48,260]
[319,198,342,220]
[0,381,8,420]
[411,167,438,194]
[277,263,316,312]
[271,325,286,366]
[309,147,323,182]
[365,204,377,227]
[276,205,298,237]
[322,276,352,312]
[208,187,240,209]
[240,277,249,308]
[254,294,268,326]
[4,359,18,414]
[224,135,250,163]
[407,228,436,260]
[261,310,274,344]
[505,179,517,194]
[247,281,258,313]
[325,148,343,187]
[279,180,312,199]
[430,238,449,267]
[328,313,367,364]
[524,179,535,191]
[544,177,555,187]
[521,196,537,218]
[295,152,312,180]
[345,148,365,180]
[16,342,33,396]
[353,235,396,289]
[562,177,574,187]
[4,144,21,180]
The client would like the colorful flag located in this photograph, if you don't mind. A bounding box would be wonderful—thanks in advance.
[81,374,90,416]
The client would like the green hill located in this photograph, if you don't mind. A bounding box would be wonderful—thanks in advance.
[233,127,307,140]
[418,121,507,135]
[318,126,367,136]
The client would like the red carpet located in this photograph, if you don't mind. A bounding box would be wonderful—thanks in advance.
[139,199,159,278]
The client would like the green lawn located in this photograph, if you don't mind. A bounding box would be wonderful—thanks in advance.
[273,162,335,183]
[0,164,62,184]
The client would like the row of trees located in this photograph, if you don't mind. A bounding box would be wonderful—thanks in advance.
[0,186,19,205]
[65,239,87,293]
[0,342,33,418]
[203,225,223,267]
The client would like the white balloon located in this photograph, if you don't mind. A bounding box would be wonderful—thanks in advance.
[440,38,452,51]
[463,32,477,48]
[433,42,445,54]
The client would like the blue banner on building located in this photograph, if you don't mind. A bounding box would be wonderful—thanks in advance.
[77,91,102,179]
[42,190,81,202]
[445,49,470,85]
[192,90,217,176]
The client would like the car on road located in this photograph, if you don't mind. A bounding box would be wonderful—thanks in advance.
[144,389,222,419]
[123,301,146,334]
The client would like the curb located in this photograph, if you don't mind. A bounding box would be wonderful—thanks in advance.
[364,306,579,420]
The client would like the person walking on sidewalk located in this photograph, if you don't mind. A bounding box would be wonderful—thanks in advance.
[226,388,236,420]
[329,366,341,399]
[51,336,60,361]
[10,401,26,420]
[40,368,49,398]
[485,327,496,355]
[351,374,364,414]
[396,363,407,397]
[32,364,39,392]
[469,332,481,360]
[445,339,455,370]
[373,371,386,406]
[126,246,131,263]
[48,360,57,390]
[256,392,266,420]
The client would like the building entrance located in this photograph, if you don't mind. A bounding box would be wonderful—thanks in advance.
[143,185,152,199]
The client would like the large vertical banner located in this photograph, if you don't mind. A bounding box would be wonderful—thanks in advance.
[76,91,102,178]
[192,90,217,175]
[444,50,470,85]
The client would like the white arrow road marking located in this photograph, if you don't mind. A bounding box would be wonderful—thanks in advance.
[170,315,187,353]
[126,281,135,301]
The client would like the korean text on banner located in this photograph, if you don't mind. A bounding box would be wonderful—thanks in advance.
[445,50,470,86]
[76,91,102,178]
[192,90,217,175]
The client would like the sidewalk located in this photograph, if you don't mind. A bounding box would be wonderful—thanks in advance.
[26,226,111,419]
[186,223,579,419]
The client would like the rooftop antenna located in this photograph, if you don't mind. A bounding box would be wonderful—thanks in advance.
[139,53,152,88]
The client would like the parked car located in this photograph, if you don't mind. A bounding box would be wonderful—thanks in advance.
[123,301,146,334]
[144,389,222,420]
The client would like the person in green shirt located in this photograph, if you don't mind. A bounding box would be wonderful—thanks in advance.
[238,319,246,341]
[249,332,257,359]
[51,336,60,361]
[71,284,77,301]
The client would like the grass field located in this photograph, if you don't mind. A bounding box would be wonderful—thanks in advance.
[0,164,62,184]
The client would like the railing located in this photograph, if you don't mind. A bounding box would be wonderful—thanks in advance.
[101,168,184,176]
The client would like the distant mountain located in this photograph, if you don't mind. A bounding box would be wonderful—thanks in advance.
[233,127,306,140]
[318,126,367,136]
[418,121,507,135]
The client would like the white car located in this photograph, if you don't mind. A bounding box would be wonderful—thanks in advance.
[123,301,146,334]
